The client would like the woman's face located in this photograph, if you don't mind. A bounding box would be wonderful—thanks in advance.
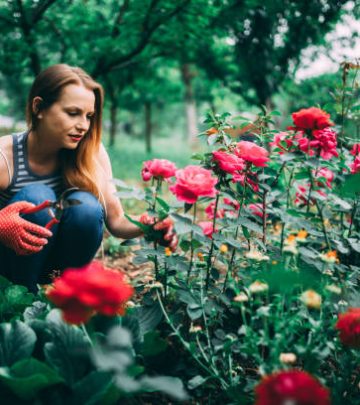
[35,83,96,150]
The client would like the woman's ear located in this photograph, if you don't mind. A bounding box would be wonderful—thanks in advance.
[32,96,44,118]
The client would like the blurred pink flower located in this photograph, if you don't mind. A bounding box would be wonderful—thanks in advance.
[170,165,218,204]
[235,141,269,167]
[142,159,177,181]
[350,143,360,156]
[351,155,360,174]
[198,221,217,239]
[313,168,335,188]
[212,150,245,174]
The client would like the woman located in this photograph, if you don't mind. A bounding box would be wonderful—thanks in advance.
[0,64,175,292]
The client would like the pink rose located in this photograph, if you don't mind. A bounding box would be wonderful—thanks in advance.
[170,165,218,204]
[295,184,326,206]
[235,141,269,167]
[312,128,338,160]
[212,151,245,174]
[313,168,334,187]
[350,144,360,156]
[351,155,360,174]
[141,159,177,181]
[223,197,240,211]
[198,221,217,239]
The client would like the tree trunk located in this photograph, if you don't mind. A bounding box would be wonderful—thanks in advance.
[181,63,198,144]
[109,99,118,147]
[145,101,152,153]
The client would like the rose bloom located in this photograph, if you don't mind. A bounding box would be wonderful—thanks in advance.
[350,155,360,174]
[235,141,270,167]
[141,159,177,181]
[350,143,360,156]
[212,150,245,174]
[311,128,338,160]
[170,165,218,204]
[46,261,134,324]
[291,107,333,130]
[295,184,326,206]
[198,221,217,239]
[313,167,334,188]
[335,308,360,348]
[255,370,330,405]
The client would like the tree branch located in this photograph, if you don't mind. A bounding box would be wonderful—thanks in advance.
[111,0,131,38]
[32,0,58,25]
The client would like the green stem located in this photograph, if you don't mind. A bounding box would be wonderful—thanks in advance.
[81,324,93,346]
[348,196,359,238]
[280,167,295,252]
[187,203,197,283]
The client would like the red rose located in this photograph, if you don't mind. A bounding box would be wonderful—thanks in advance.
[223,197,240,212]
[350,155,360,174]
[170,165,218,204]
[313,168,334,188]
[335,308,360,348]
[291,107,333,130]
[212,150,245,174]
[255,370,330,405]
[198,221,217,239]
[141,159,177,181]
[350,143,360,156]
[46,261,134,324]
[235,141,269,167]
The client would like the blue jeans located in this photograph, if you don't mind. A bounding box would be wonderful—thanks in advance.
[0,184,104,292]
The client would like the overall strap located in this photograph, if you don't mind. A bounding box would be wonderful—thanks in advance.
[0,147,12,185]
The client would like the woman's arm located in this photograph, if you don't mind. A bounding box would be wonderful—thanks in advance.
[96,144,144,239]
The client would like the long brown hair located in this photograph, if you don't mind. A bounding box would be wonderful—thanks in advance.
[26,64,104,198]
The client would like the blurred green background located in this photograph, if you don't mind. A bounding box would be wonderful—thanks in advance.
[0,0,359,181]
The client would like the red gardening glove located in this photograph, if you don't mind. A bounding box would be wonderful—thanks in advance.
[0,201,52,256]
[139,213,178,252]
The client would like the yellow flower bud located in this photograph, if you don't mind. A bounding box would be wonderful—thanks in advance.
[300,289,322,310]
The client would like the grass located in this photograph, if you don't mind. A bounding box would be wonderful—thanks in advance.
[105,134,194,182]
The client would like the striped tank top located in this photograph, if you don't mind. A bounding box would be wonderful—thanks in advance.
[0,131,64,208]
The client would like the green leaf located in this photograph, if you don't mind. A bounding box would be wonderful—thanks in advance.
[134,302,163,339]
[71,370,113,405]
[141,331,167,357]
[140,376,188,400]
[338,173,360,197]
[0,321,36,366]
[0,358,64,400]
[237,217,262,233]
[188,375,208,390]
[186,303,202,320]
[124,214,149,232]
[44,310,90,385]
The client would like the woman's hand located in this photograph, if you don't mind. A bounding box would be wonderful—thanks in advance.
[139,213,178,252]
[0,201,52,255]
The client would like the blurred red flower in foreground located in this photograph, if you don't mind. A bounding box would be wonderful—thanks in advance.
[46,261,134,324]
[170,165,218,204]
[291,107,333,130]
[255,370,330,405]
[335,308,360,348]
[141,159,177,181]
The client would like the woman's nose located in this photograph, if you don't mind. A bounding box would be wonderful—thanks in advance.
[76,116,89,132]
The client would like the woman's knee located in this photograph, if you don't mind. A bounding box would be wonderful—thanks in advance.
[9,183,56,205]
[62,191,104,231]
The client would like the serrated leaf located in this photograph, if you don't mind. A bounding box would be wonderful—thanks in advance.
[44,310,90,385]
[0,321,36,366]
[0,358,64,400]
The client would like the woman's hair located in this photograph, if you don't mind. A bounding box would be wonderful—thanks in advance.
[26,64,104,198]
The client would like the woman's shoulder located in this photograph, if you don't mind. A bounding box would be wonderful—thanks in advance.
[0,135,14,190]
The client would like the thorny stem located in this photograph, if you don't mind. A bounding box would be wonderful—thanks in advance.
[223,172,248,292]
[348,196,359,238]
[187,203,197,283]
[205,192,221,290]
[280,167,295,251]
[308,169,331,250]
[155,289,229,389]
[153,179,162,280]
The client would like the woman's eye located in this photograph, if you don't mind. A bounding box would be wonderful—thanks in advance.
[68,111,77,116]
[87,115,93,120]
